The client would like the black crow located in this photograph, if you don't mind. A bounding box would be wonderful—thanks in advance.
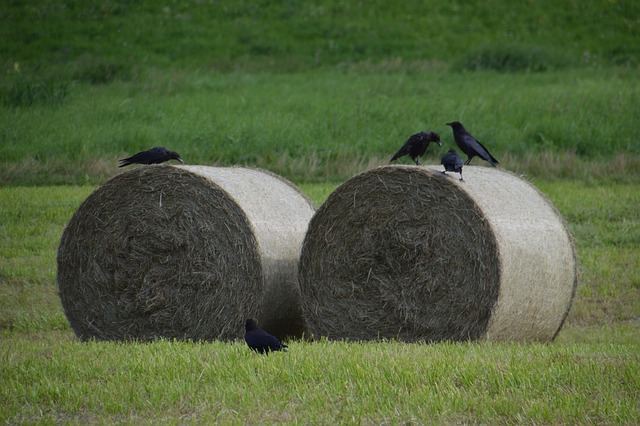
[244,318,288,354]
[118,147,184,167]
[446,122,498,167]
[441,149,464,181]
[390,131,442,165]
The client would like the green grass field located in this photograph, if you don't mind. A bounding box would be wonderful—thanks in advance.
[2,0,639,185]
[2,335,638,424]
[1,0,639,423]
[1,182,638,424]
[2,69,639,185]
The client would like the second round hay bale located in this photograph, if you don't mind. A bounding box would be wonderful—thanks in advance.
[299,165,578,343]
[57,165,315,341]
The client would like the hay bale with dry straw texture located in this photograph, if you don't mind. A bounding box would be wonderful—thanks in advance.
[299,165,577,343]
[57,165,315,342]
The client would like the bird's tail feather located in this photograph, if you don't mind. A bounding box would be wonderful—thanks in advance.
[390,151,403,162]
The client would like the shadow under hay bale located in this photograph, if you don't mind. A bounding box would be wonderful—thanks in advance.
[299,165,578,343]
[57,165,315,342]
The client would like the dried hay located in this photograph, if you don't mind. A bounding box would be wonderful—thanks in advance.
[299,165,578,343]
[57,165,315,341]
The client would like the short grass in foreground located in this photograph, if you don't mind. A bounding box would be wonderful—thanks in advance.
[0,180,638,423]
[1,335,638,424]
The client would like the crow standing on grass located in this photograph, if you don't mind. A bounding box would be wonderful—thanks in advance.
[441,149,464,181]
[118,147,184,167]
[390,131,442,165]
[244,318,288,354]
[446,122,499,167]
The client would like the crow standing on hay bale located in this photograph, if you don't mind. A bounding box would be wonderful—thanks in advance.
[244,318,288,354]
[390,131,442,165]
[446,122,499,167]
[118,147,184,167]
[441,149,465,181]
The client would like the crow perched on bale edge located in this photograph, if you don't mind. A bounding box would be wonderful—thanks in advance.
[441,149,465,181]
[244,318,288,354]
[390,131,442,165]
[446,122,498,167]
[118,147,184,167]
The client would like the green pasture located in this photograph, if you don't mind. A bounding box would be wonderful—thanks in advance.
[1,182,639,424]
[1,0,639,423]
[2,68,639,185]
[2,334,638,424]
[2,0,638,72]
[1,0,639,185]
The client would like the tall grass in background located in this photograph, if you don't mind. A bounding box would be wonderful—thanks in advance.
[1,0,638,184]
[2,0,638,72]
[1,68,638,185]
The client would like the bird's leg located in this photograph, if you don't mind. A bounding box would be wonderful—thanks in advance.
[459,171,464,182]
[464,158,472,165]
[415,159,420,166]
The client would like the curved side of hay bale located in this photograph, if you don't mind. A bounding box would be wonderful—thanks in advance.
[183,166,316,338]
[454,166,578,342]
[299,165,577,343]
[57,165,315,341]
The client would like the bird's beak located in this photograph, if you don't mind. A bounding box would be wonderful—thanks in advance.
[436,141,443,147]
[177,158,185,163]
[446,122,453,126]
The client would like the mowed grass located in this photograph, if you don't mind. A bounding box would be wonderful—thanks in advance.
[2,335,638,424]
[1,181,638,424]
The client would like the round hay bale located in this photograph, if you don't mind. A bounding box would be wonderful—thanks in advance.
[299,165,578,343]
[57,165,315,342]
